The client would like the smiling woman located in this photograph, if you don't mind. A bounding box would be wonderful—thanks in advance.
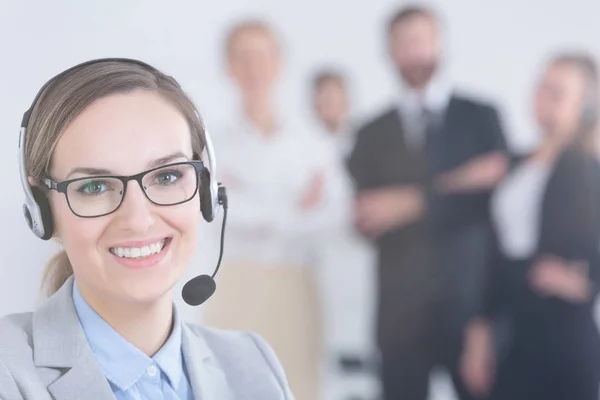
[0,59,294,400]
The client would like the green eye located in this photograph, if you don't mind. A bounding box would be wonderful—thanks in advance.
[156,170,182,185]
[76,180,109,195]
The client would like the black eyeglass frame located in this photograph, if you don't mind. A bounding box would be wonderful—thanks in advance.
[42,160,205,218]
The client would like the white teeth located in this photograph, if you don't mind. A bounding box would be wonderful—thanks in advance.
[110,239,166,259]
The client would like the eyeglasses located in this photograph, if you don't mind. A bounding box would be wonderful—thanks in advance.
[43,161,205,218]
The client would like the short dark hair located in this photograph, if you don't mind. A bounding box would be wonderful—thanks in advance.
[388,4,438,33]
[312,70,346,92]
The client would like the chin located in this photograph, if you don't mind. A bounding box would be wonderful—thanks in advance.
[113,273,180,305]
[105,248,186,305]
[243,85,271,100]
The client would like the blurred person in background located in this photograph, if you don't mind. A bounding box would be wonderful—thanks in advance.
[461,52,600,400]
[348,5,509,400]
[311,70,381,400]
[313,70,356,156]
[203,19,336,400]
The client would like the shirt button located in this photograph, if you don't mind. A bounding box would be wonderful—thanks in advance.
[147,365,158,377]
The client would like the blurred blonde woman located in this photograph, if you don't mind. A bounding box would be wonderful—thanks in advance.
[204,21,337,400]
[462,52,600,400]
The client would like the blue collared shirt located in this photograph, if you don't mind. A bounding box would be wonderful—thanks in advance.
[72,282,194,400]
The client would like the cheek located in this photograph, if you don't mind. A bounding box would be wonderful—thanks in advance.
[266,57,280,80]
[535,95,556,119]
[167,200,201,255]
[50,195,108,269]
[51,194,104,242]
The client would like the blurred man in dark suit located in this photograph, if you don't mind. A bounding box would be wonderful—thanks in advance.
[348,5,509,400]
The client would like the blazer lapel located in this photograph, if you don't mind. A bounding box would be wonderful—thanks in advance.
[182,324,231,400]
[46,353,115,400]
[32,277,115,400]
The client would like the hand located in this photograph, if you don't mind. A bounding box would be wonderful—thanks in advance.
[529,255,592,303]
[436,152,508,193]
[460,319,496,398]
[355,186,425,239]
[298,172,325,210]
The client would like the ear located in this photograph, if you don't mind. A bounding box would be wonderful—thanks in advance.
[28,176,36,187]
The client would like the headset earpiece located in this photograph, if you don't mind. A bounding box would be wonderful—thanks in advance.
[200,169,214,222]
[29,186,53,241]
[581,102,598,130]
[578,55,599,132]
[579,69,598,130]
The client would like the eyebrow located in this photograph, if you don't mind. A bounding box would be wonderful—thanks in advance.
[64,151,191,180]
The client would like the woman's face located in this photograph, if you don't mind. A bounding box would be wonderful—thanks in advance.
[48,89,201,305]
[227,28,281,101]
[534,62,587,140]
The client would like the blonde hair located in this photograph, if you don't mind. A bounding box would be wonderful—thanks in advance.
[224,19,280,58]
[550,52,599,149]
[26,60,207,297]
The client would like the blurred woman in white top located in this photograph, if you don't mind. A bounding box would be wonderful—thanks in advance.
[203,20,335,400]
[310,70,380,400]
[461,52,600,400]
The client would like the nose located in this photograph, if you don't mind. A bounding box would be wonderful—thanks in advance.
[114,181,155,233]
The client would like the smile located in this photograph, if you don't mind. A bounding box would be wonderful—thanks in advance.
[109,237,171,259]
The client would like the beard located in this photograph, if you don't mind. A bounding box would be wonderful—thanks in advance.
[399,62,438,89]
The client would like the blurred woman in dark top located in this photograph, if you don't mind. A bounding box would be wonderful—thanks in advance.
[461,52,600,400]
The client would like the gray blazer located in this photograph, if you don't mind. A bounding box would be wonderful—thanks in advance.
[0,277,294,400]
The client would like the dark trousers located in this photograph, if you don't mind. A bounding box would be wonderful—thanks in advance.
[377,224,491,400]
[492,336,600,400]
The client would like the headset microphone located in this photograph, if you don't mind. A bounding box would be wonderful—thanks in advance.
[182,186,228,306]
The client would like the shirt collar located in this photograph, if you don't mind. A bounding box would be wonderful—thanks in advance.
[72,281,184,392]
[398,72,453,115]
[153,306,184,390]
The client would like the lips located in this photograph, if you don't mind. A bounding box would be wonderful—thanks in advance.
[110,238,168,259]
[108,237,173,269]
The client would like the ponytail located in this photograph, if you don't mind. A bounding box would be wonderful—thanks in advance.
[41,250,73,297]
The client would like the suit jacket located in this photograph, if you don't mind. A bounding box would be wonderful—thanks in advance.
[348,94,507,255]
[481,147,600,358]
[0,277,294,400]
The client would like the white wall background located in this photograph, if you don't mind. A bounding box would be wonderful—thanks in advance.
[0,1,598,397]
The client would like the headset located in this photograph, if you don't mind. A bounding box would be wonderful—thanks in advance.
[573,54,599,133]
[580,82,598,131]
[19,58,228,306]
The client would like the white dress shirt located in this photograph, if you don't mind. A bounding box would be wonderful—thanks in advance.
[212,116,340,267]
[397,73,453,148]
[493,151,600,332]
[491,156,553,259]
